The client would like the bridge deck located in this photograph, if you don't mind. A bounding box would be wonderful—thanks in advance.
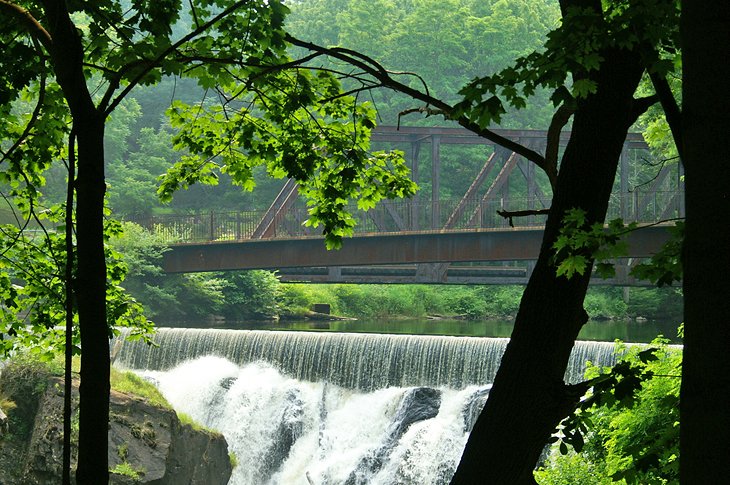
[163,226,672,285]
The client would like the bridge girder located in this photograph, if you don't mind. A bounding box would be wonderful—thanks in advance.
[164,226,672,286]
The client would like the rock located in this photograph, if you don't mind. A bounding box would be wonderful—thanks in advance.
[0,369,232,485]
[462,386,490,433]
[107,390,232,485]
[345,387,442,484]
[260,388,305,480]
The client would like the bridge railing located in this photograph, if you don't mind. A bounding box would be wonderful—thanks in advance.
[128,190,683,244]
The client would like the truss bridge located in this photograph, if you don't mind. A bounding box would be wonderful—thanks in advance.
[133,126,683,285]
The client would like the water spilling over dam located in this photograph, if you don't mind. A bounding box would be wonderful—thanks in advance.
[112,328,620,484]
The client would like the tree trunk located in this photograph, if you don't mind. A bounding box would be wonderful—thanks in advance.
[74,113,110,485]
[680,2,730,482]
[42,1,110,482]
[450,46,646,485]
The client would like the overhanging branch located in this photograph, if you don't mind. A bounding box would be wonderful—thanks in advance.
[497,208,551,227]
[0,38,47,167]
[649,71,683,161]
[102,0,253,115]
[285,35,549,172]
[544,102,575,190]
[0,0,53,51]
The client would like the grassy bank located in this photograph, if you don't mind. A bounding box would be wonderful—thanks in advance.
[279,284,683,323]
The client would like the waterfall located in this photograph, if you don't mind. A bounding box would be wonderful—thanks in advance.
[113,328,618,389]
[113,329,621,485]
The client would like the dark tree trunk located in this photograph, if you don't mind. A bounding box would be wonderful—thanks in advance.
[42,1,110,483]
[74,113,110,485]
[680,2,730,482]
[450,41,646,485]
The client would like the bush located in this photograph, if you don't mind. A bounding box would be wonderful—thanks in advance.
[541,337,681,484]
[626,287,682,321]
[535,451,612,485]
[219,270,280,321]
[584,288,628,320]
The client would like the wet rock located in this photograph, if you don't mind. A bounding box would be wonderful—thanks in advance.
[260,388,305,480]
[0,370,232,485]
[346,387,442,484]
[462,386,490,433]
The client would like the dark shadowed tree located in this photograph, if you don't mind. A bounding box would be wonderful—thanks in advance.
[449,1,665,481]
[680,1,730,481]
[274,0,679,481]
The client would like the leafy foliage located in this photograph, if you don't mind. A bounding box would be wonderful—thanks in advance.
[547,337,681,484]
[286,0,561,129]
[631,221,683,286]
[0,207,154,360]
[158,68,417,248]
[552,208,636,279]
[552,208,683,287]
[219,270,280,321]
[108,222,226,322]
[453,0,680,128]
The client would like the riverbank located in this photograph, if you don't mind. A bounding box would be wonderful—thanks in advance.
[0,355,233,484]
[276,284,682,323]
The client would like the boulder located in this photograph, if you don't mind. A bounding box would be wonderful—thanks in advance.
[0,370,231,485]
[345,387,442,484]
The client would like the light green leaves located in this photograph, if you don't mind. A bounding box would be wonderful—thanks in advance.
[159,66,417,249]
[552,208,636,280]
[552,337,681,483]
[0,205,154,359]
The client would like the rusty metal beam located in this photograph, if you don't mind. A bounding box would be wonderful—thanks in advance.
[371,126,648,148]
[466,153,519,226]
[251,178,299,238]
[163,225,672,274]
[274,264,662,286]
[443,151,499,229]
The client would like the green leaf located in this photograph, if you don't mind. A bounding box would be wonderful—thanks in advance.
[571,79,597,98]
[557,255,588,279]
[595,262,616,279]
[559,442,569,455]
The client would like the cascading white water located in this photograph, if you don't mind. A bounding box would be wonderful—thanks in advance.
[113,329,620,485]
[139,356,480,484]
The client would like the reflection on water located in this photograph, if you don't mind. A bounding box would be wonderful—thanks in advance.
[166,318,682,344]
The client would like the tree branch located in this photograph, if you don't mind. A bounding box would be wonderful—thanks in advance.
[544,102,575,190]
[62,128,76,485]
[285,35,550,172]
[102,0,253,115]
[649,71,683,160]
[630,94,659,123]
[497,208,551,227]
[397,106,445,128]
[0,0,52,51]
[0,40,46,166]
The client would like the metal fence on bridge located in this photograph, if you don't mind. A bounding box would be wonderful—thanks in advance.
[130,190,683,245]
